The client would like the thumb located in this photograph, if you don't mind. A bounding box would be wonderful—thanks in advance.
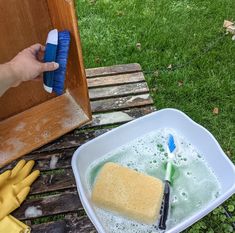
[40,62,59,72]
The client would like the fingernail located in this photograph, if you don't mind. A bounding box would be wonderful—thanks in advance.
[53,62,59,69]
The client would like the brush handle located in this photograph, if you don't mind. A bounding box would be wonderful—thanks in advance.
[159,180,171,230]
[43,29,58,93]
[43,43,57,93]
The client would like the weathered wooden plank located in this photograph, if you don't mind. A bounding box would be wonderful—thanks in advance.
[0,166,76,195]
[14,191,82,220]
[32,215,96,233]
[87,72,144,88]
[0,148,75,173]
[31,169,76,195]
[92,106,155,126]
[32,220,67,233]
[86,63,141,78]
[91,94,153,113]
[33,129,109,154]
[89,82,149,100]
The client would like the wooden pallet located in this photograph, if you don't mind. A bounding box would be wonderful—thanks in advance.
[0,63,155,233]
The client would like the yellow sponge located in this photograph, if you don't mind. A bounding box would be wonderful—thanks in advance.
[91,162,164,224]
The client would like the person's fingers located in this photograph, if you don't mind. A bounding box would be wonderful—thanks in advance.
[29,44,44,55]
[40,62,59,72]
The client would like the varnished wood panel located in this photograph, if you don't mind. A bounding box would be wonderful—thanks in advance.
[0,0,54,120]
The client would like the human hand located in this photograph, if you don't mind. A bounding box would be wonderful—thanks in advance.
[8,43,59,87]
[0,160,40,220]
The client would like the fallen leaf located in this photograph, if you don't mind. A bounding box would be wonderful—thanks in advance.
[154,70,159,77]
[213,107,219,114]
[95,57,101,64]
[152,87,158,92]
[89,0,97,4]
[223,20,234,28]
[116,11,124,16]
[227,151,231,156]
[136,43,141,51]
[178,80,183,86]
[227,26,235,35]
[223,20,235,35]
[167,64,172,69]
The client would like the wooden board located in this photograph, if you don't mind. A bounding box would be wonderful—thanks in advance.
[86,63,142,78]
[89,82,149,100]
[0,92,90,168]
[0,63,155,232]
[87,72,145,88]
[31,215,96,233]
[0,0,54,120]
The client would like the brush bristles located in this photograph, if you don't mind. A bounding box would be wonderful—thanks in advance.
[53,30,71,95]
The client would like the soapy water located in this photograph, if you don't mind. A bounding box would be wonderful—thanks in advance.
[86,128,221,233]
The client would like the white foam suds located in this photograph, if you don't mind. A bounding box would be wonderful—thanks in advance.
[94,112,134,125]
[86,128,221,233]
[14,122,26,131]
[25,206,43,218]
[127,94,149,103]
[50,155,59,169]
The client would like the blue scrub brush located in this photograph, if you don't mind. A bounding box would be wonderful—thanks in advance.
[43,29,71,95]
[159,134,177,230]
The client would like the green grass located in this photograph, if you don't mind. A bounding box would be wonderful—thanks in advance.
[76,0,234,232]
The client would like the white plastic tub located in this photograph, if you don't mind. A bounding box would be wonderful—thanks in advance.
[72,108,235,233]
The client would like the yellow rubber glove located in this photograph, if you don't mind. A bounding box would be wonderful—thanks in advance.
[0,160,40,220]
[0,214,30,233]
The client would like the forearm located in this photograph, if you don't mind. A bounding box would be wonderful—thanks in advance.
[0,63,18,97]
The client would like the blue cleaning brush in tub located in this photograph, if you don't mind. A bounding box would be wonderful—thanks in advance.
[43,29,71,95]
[159,134,177,230]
